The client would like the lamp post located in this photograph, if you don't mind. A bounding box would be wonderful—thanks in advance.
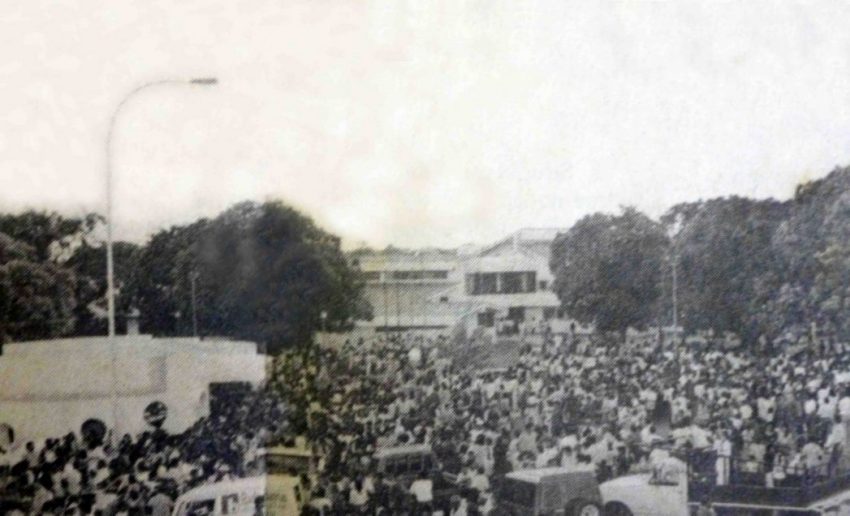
[105,77,217,337]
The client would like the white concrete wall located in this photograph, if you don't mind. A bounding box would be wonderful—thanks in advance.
[0,337,266,442]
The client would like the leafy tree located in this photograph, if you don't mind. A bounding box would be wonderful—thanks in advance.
[0,211,100,262]
[662,197,788,343]
[550,207,668,334]
[128,201,365,353]
[770,167,850,340]
[124,220,209,336]
[64,241,140,335]
[0,233,76,342]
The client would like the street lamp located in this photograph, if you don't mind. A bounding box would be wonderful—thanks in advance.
[105,77,217,337]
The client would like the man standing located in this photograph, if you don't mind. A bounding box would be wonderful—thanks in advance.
[714,430,732,486]
[409,470,433,514]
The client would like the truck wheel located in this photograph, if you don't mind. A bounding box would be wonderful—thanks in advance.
[603,502,633,516]
[566,498,602,516]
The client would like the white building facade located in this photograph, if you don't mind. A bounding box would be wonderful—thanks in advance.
[351,228,573,337]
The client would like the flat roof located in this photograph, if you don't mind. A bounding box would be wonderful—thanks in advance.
[373,443,432,458]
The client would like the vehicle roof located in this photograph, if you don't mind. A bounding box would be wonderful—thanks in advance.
[261,446,315,457]
[176,475,300,502]
[506,466,596,484]
[373,443,432,458]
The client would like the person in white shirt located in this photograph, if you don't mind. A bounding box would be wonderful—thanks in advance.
[838,391,850,419]
[409,470,433,511]
[469,466,490,494]
[714,431,732,486]
[348,476,370,511]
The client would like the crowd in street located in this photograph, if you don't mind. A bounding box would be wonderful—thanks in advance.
[4,325,850,515]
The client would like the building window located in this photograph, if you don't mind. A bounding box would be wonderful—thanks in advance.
[539,280,548,290]
[390,270,449,280]
[507,306,525,322]
[477,310,495,327]
[360,271,381,281]
[465,271,536,295]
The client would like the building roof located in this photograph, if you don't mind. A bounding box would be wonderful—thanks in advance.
[478,227,566,257]
[462,250,549,273]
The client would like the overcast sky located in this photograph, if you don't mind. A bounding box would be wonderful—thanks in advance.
[1,1,849,249]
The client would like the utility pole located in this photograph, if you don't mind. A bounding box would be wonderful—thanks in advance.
[672,247,678,334]
[190,271,199,338]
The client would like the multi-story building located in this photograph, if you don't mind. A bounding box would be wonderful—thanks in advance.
[441,228,565,334]
[350,228,571,336]
[350,247,463,330]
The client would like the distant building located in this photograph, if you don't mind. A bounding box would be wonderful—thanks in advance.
[350,247,462,330]
[350,228,574,336]
[440,228,566,335]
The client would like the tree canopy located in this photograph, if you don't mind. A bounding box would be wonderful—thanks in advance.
[550,207,668,334]
[0,202,366,353]
[550,166,850,346]
[126,200,365,353]
[661,196,788,342]
[0,210,98,342]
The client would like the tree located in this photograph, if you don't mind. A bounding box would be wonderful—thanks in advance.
[64,241,141,335]
[0,211,100,262]
[128,201,365,353]
[550,207,668,334]
[661,197,788,343]
[769,167,850,340]
[124,220,209,336]
[0,233,76,342]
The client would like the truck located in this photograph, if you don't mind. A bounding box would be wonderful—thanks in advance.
[496,462,850,515]
[496,466,603,516]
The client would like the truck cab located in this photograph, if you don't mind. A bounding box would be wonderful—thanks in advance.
[597,471,687,516]
[172,475,305,516]
[495,466,603,516]
[598,457,850,515]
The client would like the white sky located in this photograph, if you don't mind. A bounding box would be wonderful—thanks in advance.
[1,1,849,249]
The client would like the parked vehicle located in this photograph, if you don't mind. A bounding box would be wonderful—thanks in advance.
[171,475,304,516]
[172,446,327,516]
[373,444,436,480]
[495,466,602,516]
[497,461,850,516]
[372,443,460,512]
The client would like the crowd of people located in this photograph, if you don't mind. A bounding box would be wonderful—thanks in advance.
[4,325,850,515]
[0,388,287,515]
